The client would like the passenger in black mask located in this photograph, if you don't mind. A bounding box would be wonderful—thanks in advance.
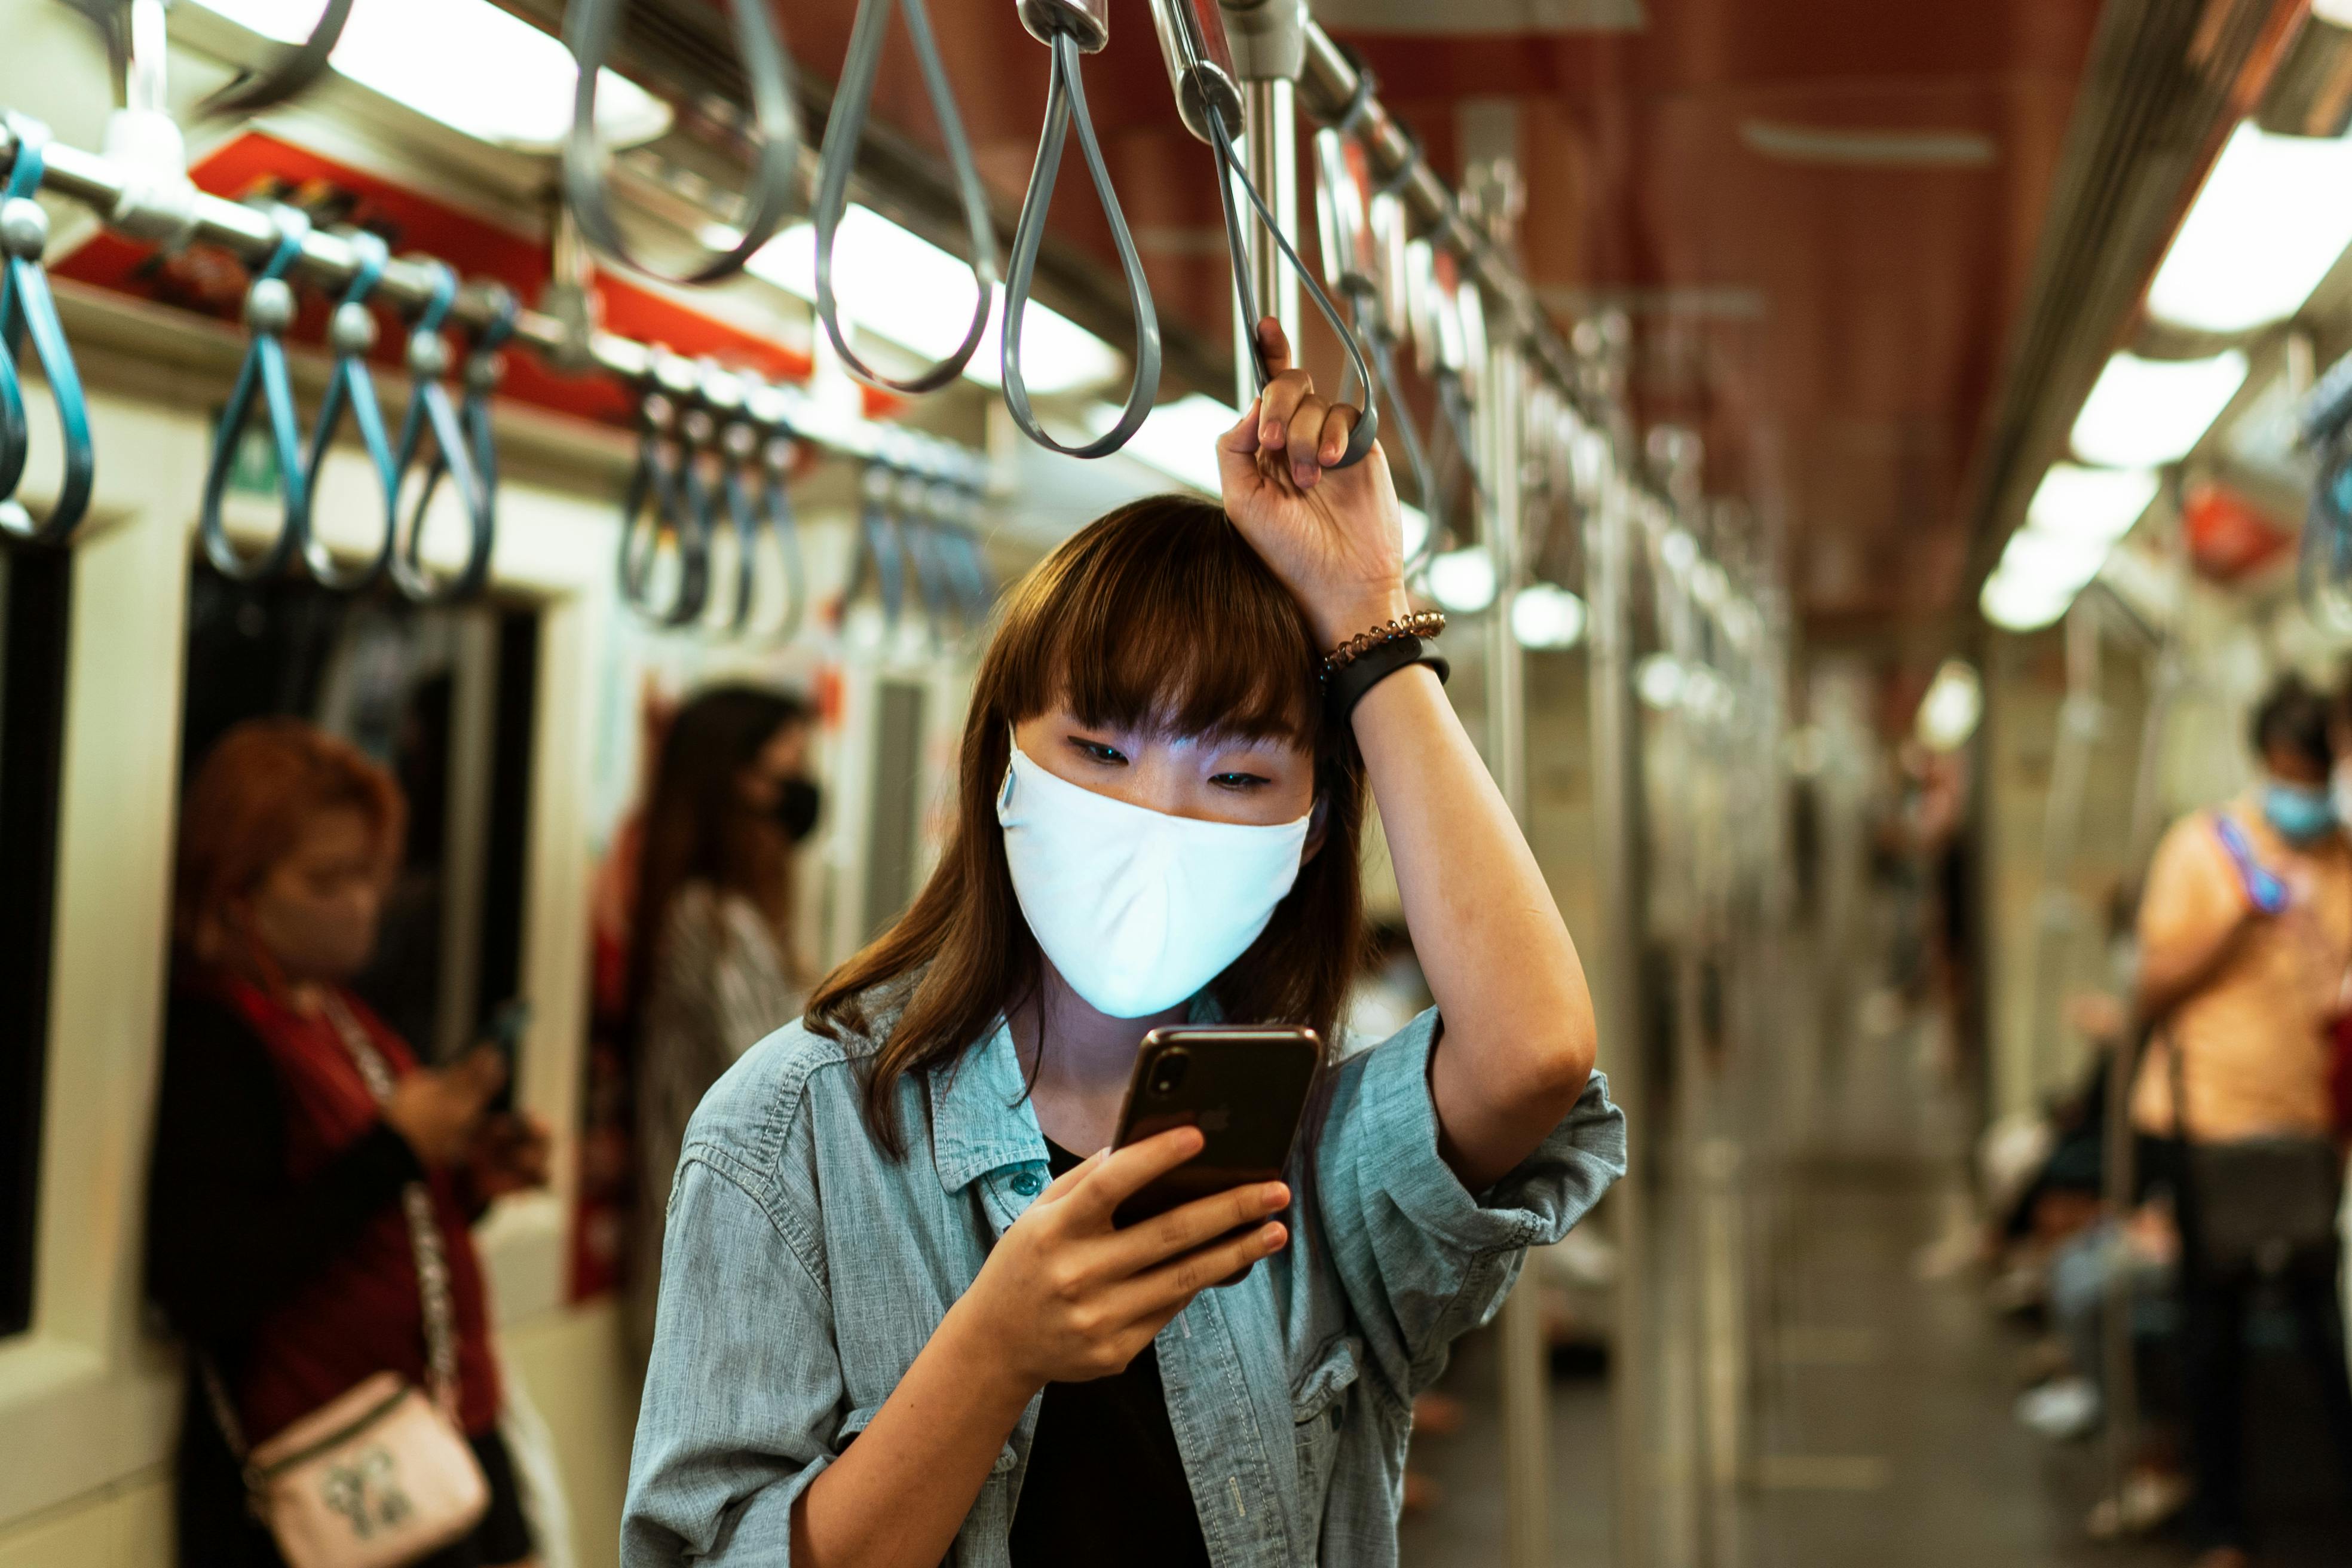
[624,684,816,1356]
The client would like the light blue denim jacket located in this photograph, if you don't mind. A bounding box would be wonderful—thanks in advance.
[621,1004,1625,1566]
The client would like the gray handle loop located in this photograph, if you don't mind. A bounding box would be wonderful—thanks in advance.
[757,434,808,643]
[201,0,355,117]
[1002,30,1160,460]
[811,0,998,393]
[841,461,908,632]
[1205,105,1378,470]
[618,396,715,627]
[564,0,801,285]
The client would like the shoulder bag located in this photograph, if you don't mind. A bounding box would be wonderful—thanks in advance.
[201,996,490,1568]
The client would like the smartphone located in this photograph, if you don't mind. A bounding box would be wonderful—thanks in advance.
[480,999,532,1115]
[1110,1025,1323,1229]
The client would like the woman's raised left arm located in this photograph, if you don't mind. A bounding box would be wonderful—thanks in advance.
[1219,322,1597,1193]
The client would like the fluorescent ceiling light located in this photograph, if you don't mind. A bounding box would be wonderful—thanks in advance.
[1511,583,1587,650]
[1084,393,1236,494]
[1427,546,1498,614]
[2071,350,2249,467]
[2001,523,2111,590]
[2025,463,2161,544]
[1980,566,2076,632]
[736,211,1120,396]
[2147,120,2352,333]
[1914,659,1983,751]
[194,0,668,150]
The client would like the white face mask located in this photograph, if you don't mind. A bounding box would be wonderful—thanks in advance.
[996,739,1311,1019]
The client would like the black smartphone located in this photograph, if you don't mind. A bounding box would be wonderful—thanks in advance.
[480,999,532,1115]
[1110,1025,1323,1229]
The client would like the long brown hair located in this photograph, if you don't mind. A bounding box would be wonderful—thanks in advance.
[807,494,1368,1157]
[630,684,812,1024]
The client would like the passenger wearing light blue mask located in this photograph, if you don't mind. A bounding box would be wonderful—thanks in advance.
[623,321,1625,1568]
[2129,672,2352,1568]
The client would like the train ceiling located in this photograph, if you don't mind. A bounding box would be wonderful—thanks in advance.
[500,0,2115,633]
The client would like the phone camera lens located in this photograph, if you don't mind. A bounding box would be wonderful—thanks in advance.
[1149,1049,1190,1097]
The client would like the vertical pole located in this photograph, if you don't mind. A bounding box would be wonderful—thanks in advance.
[1589,456,1651,1568]
[1228,1,1304,409]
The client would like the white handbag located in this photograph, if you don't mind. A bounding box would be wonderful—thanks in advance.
[204,999,491,1568]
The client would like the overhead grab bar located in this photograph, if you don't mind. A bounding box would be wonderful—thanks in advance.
[812,0,998,393]
[387,261,494,603]
[0,115,94,546]
[564,0,801,286]
[198,202,311,580]
[1151,0,1376,468]
[618,387,715,627]
[296,228,398,589]
[1003,0,1161,458]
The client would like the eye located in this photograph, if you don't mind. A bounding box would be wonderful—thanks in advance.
[1210,770,1272,791]
[1067,736,1129,767]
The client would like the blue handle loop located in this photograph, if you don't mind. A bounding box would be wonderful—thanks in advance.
[616,394,713,626]
[897,471,953,650]
[198,203,312,580]
[843,461,906,633]
[388,261,495,603]
[811,0,997,393]
[757,432,807,643]
[1002,31,1161,459]
[296,229,397,589]
[2301,434,2352,631]
[0,115,95,546]
[1203,105,1379,470]
[455,284,519,502]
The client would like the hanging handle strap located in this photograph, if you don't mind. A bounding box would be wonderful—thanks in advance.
[843,460,907,632]
[564,0,801,285]
[201,0,354,117]
[898,470,953,650]
[388,261,494,604]
[757,432,807,643]
[617,393,713,626]
[716,419,767,635]
[198,202,311,580]
[1002,26,1160,460]
[813,0,997,393]
[297,229,397,589]
[0,115,94,546]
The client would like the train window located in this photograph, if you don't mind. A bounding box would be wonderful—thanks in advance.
[179,569,539,1065]
[0,549,71,1339]
[862,678,927,941]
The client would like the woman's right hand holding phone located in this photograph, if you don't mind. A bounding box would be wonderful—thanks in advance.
[953,1126,1291,1389]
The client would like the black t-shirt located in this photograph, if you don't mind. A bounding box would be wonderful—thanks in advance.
[1006,1140,1213,1567]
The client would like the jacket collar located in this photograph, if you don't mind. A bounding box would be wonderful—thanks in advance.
[930,1018,1046,1193]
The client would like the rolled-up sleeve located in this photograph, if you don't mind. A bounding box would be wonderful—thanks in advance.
[1316,1008,1627,1404]
[622,1153,841,1566]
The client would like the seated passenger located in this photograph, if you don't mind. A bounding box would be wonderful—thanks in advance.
[625,684,817,1355]
[149,718,548,1568]
[621,323,1625,1567]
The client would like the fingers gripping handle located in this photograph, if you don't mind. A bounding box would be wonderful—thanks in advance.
[813,0,998,394]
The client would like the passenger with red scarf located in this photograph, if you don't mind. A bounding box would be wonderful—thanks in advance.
[148,719,549,1568]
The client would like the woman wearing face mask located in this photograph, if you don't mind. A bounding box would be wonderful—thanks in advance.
[622,324,1624,1568]
[2130,676,2352,1568]
[624,684,818,1355]
[149,718,548,1568]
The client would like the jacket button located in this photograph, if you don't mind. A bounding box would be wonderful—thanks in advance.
[1010,1169,1044,1198]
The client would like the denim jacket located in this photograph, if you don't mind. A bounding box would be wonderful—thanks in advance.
[621,1005,1625,1567]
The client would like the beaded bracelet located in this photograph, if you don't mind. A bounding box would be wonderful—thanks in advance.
[1321,608,1446,679]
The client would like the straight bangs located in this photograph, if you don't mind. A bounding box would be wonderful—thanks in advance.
[807,492,1368,1158]
[994,495,1327,755]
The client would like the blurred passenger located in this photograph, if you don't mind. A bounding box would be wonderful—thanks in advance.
[621,326,1623,1567]
[149,718,547,1568]
[2130,676,2352,1567]
[624,684,817,1354]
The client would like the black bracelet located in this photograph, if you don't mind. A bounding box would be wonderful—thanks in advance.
[1326,635,1448,724]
